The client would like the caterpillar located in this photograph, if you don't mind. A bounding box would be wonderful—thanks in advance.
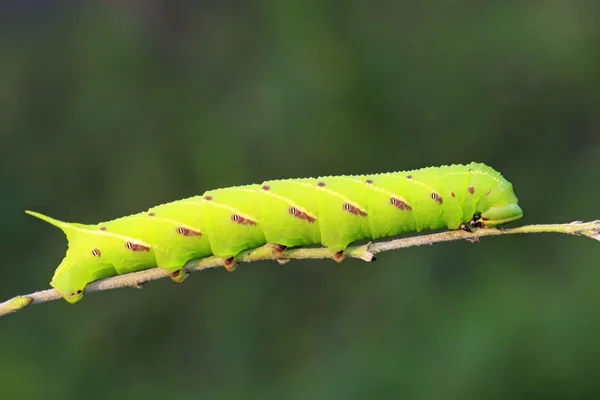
[27,162,522,304]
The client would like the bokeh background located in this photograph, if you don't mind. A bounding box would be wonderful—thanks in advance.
[1,1,599,399]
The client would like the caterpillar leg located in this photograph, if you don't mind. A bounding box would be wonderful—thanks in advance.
[333,250,345,263]
[273,243,287,253]
[155,254,192,283]
[459,223,473,233]
[223,257,238,272]
[169,269,189,283]
[460,219,485,232]
[272,244,291,265]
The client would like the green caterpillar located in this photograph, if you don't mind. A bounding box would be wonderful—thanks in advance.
[27,162,522,304]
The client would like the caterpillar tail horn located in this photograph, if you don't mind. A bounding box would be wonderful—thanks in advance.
[25,210,92,238]
[26,210,73,231]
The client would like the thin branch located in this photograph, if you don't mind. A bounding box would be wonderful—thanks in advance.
[2,220,598,319]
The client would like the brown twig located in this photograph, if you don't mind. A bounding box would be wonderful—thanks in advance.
[1,220,598,319]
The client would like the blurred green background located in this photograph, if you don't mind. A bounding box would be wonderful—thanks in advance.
[1,1,599,399]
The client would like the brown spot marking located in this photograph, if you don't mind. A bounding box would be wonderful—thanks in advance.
[91,248,101,257]
[289,206,316,223]
[485,189,492,196]
[468,168,473,172]
[262,185,270,191]
[126,241,151,252]
[365,179,373,184]
[390,197,412,211]
[231,214,257,226]
[468,186,475,194]
[431,193,443,204]
[100,226,107,231]
[148,212,156,217]
[204,196,212,201]
[451,192,456,197]
[406,175,413,179]
[170,270,181,278]
[317,181,326,187]
[343,203,368,217]
[177,227,202,236]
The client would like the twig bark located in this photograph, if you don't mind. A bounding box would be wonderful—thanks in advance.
[1,220,598,319]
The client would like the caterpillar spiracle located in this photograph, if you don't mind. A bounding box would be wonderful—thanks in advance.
[27,162,523,304]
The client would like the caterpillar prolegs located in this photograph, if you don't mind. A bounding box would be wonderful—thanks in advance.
[27,162,523,304]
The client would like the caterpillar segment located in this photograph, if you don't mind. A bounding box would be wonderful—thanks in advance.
[26,162,523,304]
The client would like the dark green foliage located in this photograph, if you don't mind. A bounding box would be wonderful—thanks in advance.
[0,1,599,399]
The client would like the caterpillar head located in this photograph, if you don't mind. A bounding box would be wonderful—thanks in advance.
[478,203,523,227]
[475,180,523,227]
